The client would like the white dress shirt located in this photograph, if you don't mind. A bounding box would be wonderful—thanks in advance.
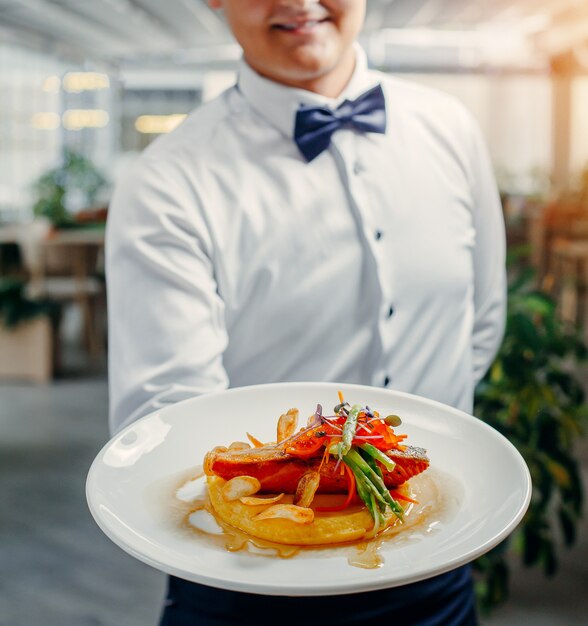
[107,47,506,435]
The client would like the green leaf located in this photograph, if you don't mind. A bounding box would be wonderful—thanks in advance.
[522,523,541,566]
[539,539,558,577]
[545,459,571,488]
[558,506,577,546]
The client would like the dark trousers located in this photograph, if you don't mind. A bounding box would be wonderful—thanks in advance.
[159,565,478,626]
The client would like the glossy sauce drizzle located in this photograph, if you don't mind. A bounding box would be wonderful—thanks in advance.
[147,466,462,570]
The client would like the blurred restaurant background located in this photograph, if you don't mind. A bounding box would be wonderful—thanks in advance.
[1,1,588,625]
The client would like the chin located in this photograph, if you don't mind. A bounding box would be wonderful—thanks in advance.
[281,45,342,82]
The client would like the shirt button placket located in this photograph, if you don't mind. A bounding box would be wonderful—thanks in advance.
[346,144,391,393]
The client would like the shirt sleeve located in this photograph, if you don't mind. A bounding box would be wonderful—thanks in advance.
[463,110,507,385]
[106,155,229,435]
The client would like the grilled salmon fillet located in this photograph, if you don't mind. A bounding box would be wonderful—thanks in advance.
[206,444,429,493]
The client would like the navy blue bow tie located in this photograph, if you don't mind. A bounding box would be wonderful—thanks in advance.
[294,84,387,162]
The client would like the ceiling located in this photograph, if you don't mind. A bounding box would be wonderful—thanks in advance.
[1,0,588,71]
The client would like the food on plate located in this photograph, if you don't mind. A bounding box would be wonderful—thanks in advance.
[204,392,429,545]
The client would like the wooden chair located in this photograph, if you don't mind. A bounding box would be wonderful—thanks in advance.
[550,238,588,327]
[16,219,105,362]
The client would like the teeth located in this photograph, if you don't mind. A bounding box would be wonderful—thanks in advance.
[280,20,320,30]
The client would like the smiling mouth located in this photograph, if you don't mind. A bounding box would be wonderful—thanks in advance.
[271,17,330,32]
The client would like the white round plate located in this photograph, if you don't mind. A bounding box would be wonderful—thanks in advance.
[86,382,531,596]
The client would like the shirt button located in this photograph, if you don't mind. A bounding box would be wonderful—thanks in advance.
[353,161,364,175]
[374,230,383,241]
[387,306,394,318]
[383,375,391,387]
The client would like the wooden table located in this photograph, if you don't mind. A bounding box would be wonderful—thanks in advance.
[44,227,105,246]
[39,226,105,283]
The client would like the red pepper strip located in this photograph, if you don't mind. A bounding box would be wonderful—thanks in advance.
[389,490,418,505]
[318,440,331,471]
[315,463,355,512]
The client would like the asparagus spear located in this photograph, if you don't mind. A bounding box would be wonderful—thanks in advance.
[345,448,404,519]
[340,404,362,458]
[360,447,385,482]
[328,442,403,522]
[359,442,396,472]
[344,458,385,526]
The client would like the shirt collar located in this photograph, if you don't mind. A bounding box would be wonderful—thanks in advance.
[236,44,380,139]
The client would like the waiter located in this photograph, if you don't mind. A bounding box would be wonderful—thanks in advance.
[106,1,506,624]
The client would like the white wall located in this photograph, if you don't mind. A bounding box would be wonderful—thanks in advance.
[402,73,553,194]
[0,44,64,218]
[0,42,120,220]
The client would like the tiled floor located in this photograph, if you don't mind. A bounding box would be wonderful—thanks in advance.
[0,372,165,626]
[1,367,587,625]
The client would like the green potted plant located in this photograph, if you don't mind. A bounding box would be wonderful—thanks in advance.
[473,253,587,613]
[0,277,57,328]
[32,149,108,227]
[0,277,59,382]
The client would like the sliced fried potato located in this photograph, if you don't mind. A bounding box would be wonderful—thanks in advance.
[253,504,314,524]
[294,471,321,508]
[240,493,284,506]
[221,476,261,501]
[246,432,265,448]
[277,408,299,442]
[203,446,228,475]
[228,441,251,451]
